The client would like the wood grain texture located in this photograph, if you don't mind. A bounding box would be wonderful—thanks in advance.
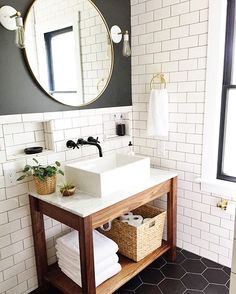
[91,180,171,229]
[29,196,49,292]
[167,176,177,261]
[78,217,96,294]
[30,175,177,294]
[38,201,82,230]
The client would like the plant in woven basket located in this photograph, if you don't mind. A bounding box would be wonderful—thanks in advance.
[59,182,76,197]
[17,158,64,195]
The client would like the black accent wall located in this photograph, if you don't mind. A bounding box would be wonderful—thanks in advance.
[0,0,131,115]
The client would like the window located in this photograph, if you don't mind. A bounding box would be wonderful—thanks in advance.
[201,0,236,197]
[44,27,78,96]
[218,0,236,182]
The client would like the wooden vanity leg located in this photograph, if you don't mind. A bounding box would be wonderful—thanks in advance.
[29,196,49,292]
[167,177,177,261]
[78,216,96,294]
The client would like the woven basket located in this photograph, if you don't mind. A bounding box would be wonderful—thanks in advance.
[102,204,166,262]
[33,175,56,195]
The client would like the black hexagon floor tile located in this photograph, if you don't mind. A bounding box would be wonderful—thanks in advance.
[139,268,164,284]
[148,256,166,269]
[223,266,231,276]
[201,258,223,269]
[135,284,162,294]
[159,278,186,294]
[182,250,201,260]
[120,275,142,291]
[39,248,232,294]
[203,268,229,284]
[204,284,229,294]
[163,250,186,264]
[181,273,208,290]
[161,263,186,279]
[182,259,206,274]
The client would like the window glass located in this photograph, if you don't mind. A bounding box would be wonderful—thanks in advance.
[50,30,77,91]
[221,89,236,176]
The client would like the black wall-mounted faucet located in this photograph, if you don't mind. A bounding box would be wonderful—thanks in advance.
[66,136,103,157]
[66,140,79,149]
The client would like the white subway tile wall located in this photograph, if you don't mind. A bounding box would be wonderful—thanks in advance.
[0,106,132,294]
[131,0,235,268]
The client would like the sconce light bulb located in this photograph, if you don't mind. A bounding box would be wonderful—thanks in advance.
[15,22,25,49]
[122,31,131,57]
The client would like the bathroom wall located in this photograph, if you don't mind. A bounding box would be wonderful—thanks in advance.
[131,0,235,267]
[0,0,131,114]
[0,106,132,294]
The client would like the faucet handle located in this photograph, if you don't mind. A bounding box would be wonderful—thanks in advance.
[87,136,100,144]
[66,140,78,149]
[77,138,85,145]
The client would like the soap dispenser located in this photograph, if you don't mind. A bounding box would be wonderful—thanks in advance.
[116,115,126,136]
[128,141,135,156]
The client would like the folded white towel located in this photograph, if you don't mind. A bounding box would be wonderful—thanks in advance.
[147,88,169,138]
[59,262,122,287]
[56,249,119,274]
[56,230,118,264]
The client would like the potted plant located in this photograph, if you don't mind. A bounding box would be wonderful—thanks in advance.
[17,158,64,195]
[59,182,76,197]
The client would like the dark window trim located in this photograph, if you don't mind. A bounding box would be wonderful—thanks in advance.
[217,0,236,182]
[44,26,74,93]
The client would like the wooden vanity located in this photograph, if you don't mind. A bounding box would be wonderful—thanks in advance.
[29,169,177,294]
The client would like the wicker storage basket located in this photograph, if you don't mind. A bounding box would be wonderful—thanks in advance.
[102,204,166,262]
[33,175,56,195]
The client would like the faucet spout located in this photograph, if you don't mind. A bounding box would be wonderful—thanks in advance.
[77,137,103,157]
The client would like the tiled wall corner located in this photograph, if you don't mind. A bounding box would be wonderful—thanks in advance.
[131,0,235,267]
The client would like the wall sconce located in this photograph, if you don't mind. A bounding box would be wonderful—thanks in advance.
[110,25,131,57]
[0,5,25,49]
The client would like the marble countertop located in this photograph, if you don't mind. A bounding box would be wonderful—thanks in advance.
[30,168,177,217]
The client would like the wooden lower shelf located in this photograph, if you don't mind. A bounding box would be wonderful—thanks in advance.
[44,241,171,294]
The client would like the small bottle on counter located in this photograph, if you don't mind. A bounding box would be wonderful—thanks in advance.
[128,141,135,155]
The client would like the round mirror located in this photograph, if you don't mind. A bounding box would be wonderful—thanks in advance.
[24,0,114,106]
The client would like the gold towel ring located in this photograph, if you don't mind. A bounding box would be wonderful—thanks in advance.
[150,73,167,89]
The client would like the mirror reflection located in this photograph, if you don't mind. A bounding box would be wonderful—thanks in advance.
[24,0,113,106]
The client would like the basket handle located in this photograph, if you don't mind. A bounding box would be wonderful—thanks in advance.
[148,221,156,228]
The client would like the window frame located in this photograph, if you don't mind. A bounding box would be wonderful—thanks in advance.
[200,0,236,198]
[217,0,236,182]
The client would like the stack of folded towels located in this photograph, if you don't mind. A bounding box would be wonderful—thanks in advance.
[56,230,121,287]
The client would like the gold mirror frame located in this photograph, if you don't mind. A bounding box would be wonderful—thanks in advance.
[23,0,114,107]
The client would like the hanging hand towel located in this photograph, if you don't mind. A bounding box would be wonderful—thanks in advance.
[147,88,169,138]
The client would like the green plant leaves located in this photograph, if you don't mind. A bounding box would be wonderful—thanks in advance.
[17,158,64,182]
[58,170,64,176]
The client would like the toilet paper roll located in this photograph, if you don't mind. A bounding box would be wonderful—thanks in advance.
[121,220,130,224]
[143,218,152,224]
[129,215,143,227]
[120,212,133,221]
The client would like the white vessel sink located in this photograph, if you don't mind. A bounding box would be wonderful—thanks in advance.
[65,153,150,197]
